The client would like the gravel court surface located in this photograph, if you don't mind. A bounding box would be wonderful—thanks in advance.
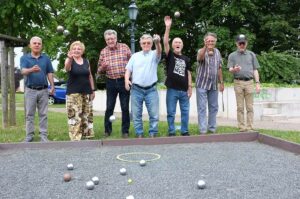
[1,142,300,199]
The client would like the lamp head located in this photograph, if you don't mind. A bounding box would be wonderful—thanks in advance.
[128,0,138,21]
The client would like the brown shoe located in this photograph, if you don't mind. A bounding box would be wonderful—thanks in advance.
[122,133,129,138]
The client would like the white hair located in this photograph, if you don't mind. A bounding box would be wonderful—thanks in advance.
[104,29,117,38]
[140,34,153,42]
[30,36,42,44]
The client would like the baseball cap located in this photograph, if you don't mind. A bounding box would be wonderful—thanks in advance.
[236,34,247,42]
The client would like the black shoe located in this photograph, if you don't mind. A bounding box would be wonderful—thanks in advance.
[104,132,111,137]
[122,133,129,138]
[181,132,190,136]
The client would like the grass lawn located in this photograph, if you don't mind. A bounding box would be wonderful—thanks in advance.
[0,110,299,144]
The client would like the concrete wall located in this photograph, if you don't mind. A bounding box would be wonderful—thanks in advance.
[93,87,300,120]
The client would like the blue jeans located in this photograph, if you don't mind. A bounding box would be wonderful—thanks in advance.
[196,88,219,133]
[131,84,159,136]
[166,88,189,134]
[105,78,130,135]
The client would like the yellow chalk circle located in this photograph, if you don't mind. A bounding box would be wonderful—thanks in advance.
[116,152,161,163]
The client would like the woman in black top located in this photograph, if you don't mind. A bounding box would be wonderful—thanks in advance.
[64,41,95,141]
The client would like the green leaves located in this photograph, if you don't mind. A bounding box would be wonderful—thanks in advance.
[258,52,300,84]
[1,0,299,84]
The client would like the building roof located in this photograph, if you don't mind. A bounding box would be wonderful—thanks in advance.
[0,34,28,47]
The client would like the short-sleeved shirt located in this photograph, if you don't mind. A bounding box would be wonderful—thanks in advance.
[196,48,222,90]
[126,50,161,87]
[165,51,191,91]
[227,50,260,79]
[20,53,54,87]
[98,43,131,79]
[66,58,92,95]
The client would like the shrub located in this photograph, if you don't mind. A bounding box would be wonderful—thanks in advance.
[257,52,300,84]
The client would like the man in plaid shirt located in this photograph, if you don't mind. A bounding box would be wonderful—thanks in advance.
[98,29,131,138]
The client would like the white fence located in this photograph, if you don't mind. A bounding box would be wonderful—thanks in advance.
[94,87,300,121]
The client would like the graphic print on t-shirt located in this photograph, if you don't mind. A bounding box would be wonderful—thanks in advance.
[173,57,186,77]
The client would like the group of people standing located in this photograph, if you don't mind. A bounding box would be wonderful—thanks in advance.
[21,16,260,142]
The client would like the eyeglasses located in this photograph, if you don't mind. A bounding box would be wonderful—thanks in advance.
[238,42,246,46]
[206,40,216,43]
[141,42,152,45]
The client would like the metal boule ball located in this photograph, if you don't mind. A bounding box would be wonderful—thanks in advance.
[126,195,134,199]
[153,35,160,43]
[67,163,74,170]
[63,173,72,182]
[56,25,64,33]
[63,29,70,36]
[109,115,116,122]
[208,50,214,56]
[139,159,146,166]
[86,181,95,190]
[197,180,206,189]
[120,168,127,175]
[174,11,180,18]
[91,176,99,185]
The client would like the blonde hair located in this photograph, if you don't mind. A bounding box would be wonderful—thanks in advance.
[70,41,85,52]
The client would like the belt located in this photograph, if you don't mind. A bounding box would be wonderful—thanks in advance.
[133,82,156,90]
[107,77,124,82]
[27,85,48,90]
[234,77,253,81]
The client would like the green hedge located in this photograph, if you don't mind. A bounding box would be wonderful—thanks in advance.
[257,52,300,84]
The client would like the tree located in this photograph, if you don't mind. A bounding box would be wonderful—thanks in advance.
[1,0,299,84]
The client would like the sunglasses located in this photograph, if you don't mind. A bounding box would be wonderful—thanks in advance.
[141,42,152,45]
[238,42,246,46]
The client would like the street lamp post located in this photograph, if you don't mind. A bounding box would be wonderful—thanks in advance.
[128,0,138,54]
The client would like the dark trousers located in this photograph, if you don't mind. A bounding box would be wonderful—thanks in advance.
[105,78,130,135]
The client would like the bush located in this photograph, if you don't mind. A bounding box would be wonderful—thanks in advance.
[257,52,300,84]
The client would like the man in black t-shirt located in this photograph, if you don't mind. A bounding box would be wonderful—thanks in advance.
[163,16,192,136]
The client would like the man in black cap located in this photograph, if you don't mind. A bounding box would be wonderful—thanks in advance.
[227,34,260,132]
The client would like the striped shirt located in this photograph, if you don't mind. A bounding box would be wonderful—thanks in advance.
[196,48,222,90]
[97,43,131,79]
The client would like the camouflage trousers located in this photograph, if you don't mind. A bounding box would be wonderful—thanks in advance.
[66,93,94,141]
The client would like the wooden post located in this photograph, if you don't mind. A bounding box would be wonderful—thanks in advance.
[0,41,8,128]
[9,47,16,126]
[22,47,27,122]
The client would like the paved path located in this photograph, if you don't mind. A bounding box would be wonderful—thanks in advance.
[47,107,300,131]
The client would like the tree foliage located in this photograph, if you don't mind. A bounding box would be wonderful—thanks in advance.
[1,0,299,84]
[258,52,300,84]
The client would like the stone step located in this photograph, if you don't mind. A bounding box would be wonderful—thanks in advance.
[263,108,279,115]
[261,114,287,121]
